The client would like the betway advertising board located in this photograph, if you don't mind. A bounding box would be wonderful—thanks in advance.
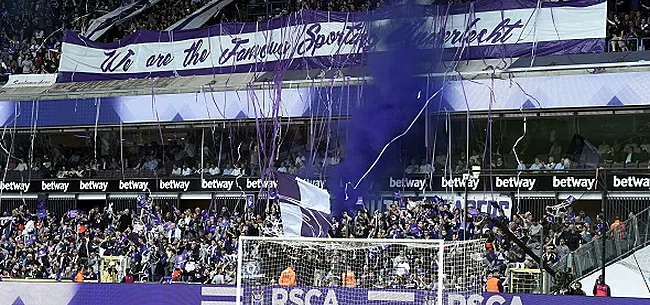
[3,173,650,194]
[0,282,645,305]
[0,177,325,194]
[385,174,602,192]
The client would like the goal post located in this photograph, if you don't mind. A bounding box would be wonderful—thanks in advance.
[237,236,486,305]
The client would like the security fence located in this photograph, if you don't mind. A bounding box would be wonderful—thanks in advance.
[553,205,650,280]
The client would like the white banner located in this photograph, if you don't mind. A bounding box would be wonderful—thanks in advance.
[3,74,57,88]
[59,1,606,81]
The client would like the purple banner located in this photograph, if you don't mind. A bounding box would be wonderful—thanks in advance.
[0,283,646,305]
[58,0,606,82]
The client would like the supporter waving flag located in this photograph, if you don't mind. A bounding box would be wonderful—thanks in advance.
[67,210,83,218]
[276,173,331,238]
[24,234,35,247]
[165,0,233,32]
[137,194,152,212]
[83,0,161,40]
[36,200,47,220]
[151,213,162,225]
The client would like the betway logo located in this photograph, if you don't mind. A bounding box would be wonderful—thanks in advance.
[613,175,650,189]
[119,180,149,191]
[201,179,234,190]
[448,294,523,305]
[159,180,190,191]
[246,178,278,190]
[79,181,108,192]
[441,176,479,190]
[0,181,30,192]
[42,181,70,192]
[301,179,325,189]
[389,177,427,190]
[553,176,596,190]
[496,177,536,191]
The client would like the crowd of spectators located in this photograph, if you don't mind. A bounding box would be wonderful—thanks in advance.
[0,185,619,295]
[3,126,648,182]
[0,127,345,180]
[0,0,381,78]
[0,0,141,77]
[607,1,650,51]
[513,141,650,171]
[321,199,616,292]
[0,198,249,283]
[101,0,212,42]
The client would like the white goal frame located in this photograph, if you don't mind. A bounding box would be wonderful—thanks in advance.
[236,236,446,305]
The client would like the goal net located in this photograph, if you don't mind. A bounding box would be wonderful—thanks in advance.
[236,237,486,305]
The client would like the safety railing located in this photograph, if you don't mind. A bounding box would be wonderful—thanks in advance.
[608,38,640,52]
[553,205,650,279]
[641,37,650,51]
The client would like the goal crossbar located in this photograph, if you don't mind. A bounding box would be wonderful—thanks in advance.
[237,236,453,305]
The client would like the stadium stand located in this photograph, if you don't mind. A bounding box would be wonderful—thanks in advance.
[0,0,646,302]
[0,184,600,290]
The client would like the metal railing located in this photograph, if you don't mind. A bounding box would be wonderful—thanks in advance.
[608,38,640,52]
[553,205,650,279]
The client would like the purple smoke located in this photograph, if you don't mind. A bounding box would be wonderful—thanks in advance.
[328,3,444,216]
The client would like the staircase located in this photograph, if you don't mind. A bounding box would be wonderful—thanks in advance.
[580,244,650,297]
[553,206,650,296]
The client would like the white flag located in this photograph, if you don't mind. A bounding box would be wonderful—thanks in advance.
[166,0,233,32]
[277,173,331,237]
[84,0,162,41]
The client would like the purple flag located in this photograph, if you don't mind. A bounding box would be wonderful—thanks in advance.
[151,213,162,225]
[25,235,35,247]
[67,210,83,218]
[566,195,577,204]
[36,200,47,220]
[137,194,151,211]
[394,191,401,200]
[268,189,278,200]
[245,194,255,209]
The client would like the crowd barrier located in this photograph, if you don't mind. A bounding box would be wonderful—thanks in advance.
[0,282,648,305]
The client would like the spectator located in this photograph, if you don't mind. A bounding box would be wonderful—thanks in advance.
[566,281,586,295]
[556,238,571,259]
[485,271,503,293]
[593,275,611,297]
[74,269,85,282]
[341,266,356,288]
[529,158,543,170]
[122,268,135,283]
[171,165,182,176]
[279,264,296,286]
[208,164,220,176]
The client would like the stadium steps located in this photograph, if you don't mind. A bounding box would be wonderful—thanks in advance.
[554,205,650,296]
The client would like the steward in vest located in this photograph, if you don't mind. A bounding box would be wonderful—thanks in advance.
[486,271,503,293]
[341,266,356,288]
[279,265,297,286]
[122,268,135,283]
[74,269,85,283]
[592,275,611,297]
